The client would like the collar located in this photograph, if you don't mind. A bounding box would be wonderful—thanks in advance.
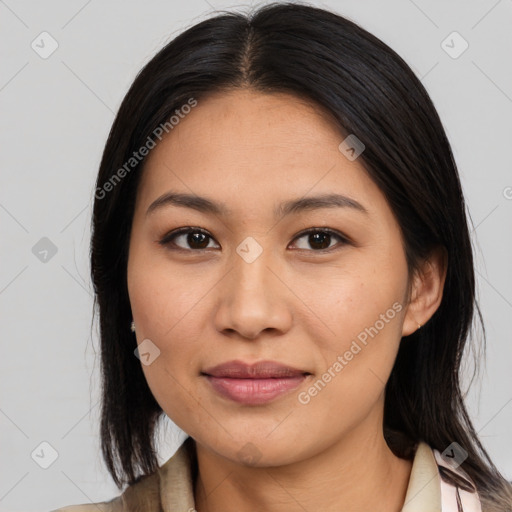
[157,437,480,511]
[401,441,442,510]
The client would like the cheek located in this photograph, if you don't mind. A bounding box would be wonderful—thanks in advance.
[130,268,205,374]
[298,266,405,416]
[131,269,206,434]
[296,298,403,436]
[301,261,405,349]
[128,239,210,337]
[141,359,204,439]
[128,255,217,375]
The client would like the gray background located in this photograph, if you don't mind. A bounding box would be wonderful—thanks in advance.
[1,0,511,510]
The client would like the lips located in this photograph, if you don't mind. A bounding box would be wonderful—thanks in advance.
[201,360,311,405]
[202,360,309,379]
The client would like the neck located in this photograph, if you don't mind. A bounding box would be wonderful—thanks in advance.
[193,424,413,512]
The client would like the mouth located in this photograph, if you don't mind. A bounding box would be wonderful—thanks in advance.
[201,360,312,405]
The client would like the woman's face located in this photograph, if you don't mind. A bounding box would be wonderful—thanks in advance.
[127,89,419,466]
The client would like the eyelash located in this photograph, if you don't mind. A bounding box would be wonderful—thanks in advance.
[158,226,350,253]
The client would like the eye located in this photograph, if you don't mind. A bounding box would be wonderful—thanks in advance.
[158,227,349,253]
[289,228,349,252]
[158,227,219,251]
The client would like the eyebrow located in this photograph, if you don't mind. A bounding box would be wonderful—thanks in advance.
[146,191,369,218]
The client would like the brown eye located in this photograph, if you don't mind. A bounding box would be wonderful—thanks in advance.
[159,227,219,251]
[290,228,348,252]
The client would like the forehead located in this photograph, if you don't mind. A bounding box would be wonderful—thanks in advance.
[168,89,342,152]
[136,89,385,220]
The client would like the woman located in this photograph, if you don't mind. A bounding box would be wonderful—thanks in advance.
[52,2,512,511]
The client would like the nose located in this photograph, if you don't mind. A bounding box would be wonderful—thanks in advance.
[213,243,293,341]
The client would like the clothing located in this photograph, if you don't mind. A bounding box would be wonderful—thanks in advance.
[51,437,482,512]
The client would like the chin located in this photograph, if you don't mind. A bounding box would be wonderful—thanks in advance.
[204,434,306,468]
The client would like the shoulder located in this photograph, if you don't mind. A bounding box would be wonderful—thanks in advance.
[51,468,161,512]
[51,437,196,512]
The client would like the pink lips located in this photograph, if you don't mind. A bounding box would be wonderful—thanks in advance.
[201,360,310,405]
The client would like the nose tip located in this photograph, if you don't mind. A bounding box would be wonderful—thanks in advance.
[223,326,278,341]
[213,256,293,341]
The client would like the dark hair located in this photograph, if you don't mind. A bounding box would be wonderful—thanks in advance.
[90,2,512,509]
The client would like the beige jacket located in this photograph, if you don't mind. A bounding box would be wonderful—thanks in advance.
[51,437,482,512]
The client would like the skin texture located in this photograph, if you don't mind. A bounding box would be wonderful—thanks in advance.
[126,88,447,512]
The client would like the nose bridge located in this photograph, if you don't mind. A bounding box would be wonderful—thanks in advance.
[213,235,291,339]
[232,235,275,297]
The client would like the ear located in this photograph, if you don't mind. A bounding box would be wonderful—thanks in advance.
[402,246,448,337]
